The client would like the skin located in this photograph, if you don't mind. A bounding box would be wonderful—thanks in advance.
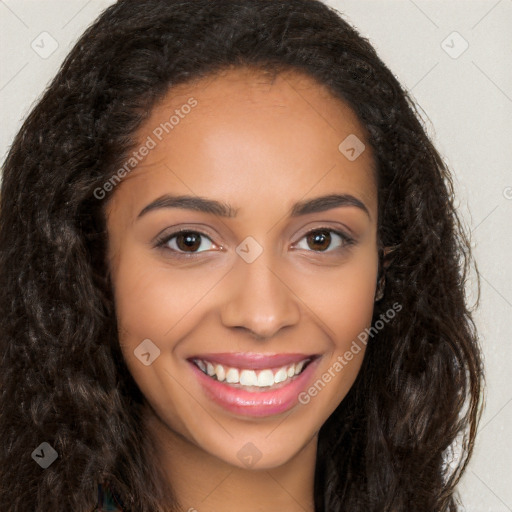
[105,66,379,512]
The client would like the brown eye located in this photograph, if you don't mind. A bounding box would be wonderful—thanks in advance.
[158,230,215,253]
[294,228,354,253]
[306,230,331,251]
[175,232,201,252]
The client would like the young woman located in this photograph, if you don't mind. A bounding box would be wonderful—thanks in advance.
[0,0,484,511]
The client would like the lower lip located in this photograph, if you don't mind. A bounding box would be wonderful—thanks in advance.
[188,358,320,417]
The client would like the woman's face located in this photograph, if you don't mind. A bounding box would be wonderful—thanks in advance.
[106,67,378,470]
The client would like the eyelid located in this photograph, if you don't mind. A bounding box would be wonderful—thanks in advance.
[153,227,221,254]
[153,224,357,256]
[292,224,355,243]
[290,226,356,253]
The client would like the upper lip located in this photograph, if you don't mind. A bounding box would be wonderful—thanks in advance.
[187,352,319,370]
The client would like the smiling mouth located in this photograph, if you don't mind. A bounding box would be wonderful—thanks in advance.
[190,356,315,391]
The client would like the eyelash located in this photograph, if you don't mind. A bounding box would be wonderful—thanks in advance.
[154,227,356,258]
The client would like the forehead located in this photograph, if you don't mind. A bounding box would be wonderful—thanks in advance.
[107,66,377,220]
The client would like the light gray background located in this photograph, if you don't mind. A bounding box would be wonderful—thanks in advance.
[1,1,511,510]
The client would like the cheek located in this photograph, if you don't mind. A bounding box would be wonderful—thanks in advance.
[292,252,377,406]
[112,250,217,343]
[111,252,209,426]
[113,244,378,358]
[295,252,378,349]
[330,264,377,346]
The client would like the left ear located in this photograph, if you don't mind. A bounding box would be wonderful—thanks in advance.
[374,244,398,302]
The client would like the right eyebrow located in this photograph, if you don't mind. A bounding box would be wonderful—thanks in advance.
[137,193,370,220]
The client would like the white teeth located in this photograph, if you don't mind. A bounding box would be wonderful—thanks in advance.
[194,358,311,388]
[225,368,239,383]
[215,364,225,382]
[257,369,274,387]
[274,367,288,384]
[240,369,258,386]
[295,360,305,374]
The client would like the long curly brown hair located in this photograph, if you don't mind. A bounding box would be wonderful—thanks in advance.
[0,0,484,511]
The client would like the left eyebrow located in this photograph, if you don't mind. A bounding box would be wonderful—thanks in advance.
[137,193,370,220]
[289,193,370,219]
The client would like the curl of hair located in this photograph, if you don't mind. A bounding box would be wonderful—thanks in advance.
[0,0,484,510]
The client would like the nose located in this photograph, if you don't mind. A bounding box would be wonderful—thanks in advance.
[219,254,301,340]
